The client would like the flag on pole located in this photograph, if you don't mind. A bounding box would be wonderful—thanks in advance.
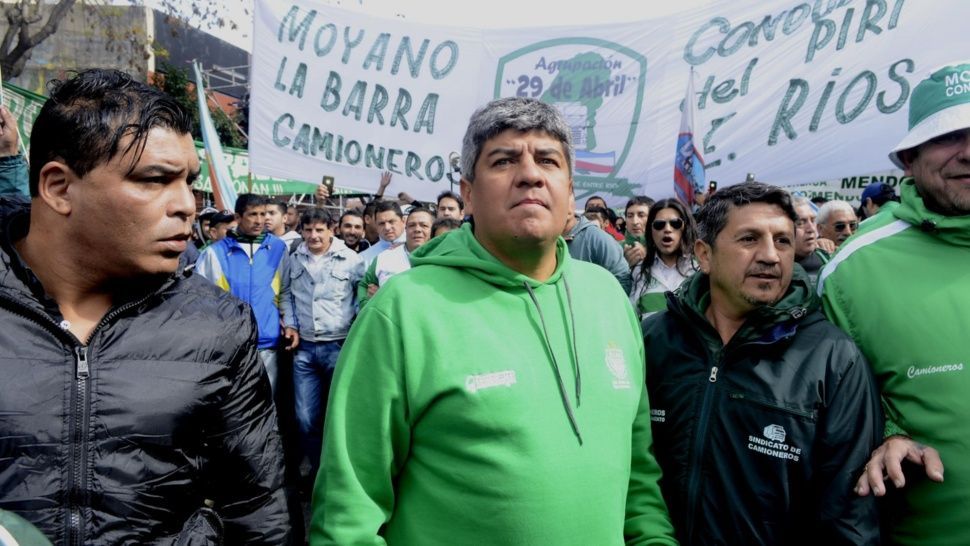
[673,68,705,207]
[193,61,237,212]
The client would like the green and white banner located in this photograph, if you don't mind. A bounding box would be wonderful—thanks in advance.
[1,82,316,197]
[252,0,940,205]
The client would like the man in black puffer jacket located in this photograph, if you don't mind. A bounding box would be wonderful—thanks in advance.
[642,182,881,545]
[0,69,291,544]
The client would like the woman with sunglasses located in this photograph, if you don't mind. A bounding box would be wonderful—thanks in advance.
[629,198,698,320]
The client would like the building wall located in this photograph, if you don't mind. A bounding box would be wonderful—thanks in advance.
[1,3,153,94]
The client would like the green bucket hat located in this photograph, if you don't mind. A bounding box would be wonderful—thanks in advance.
[890,61,970,168]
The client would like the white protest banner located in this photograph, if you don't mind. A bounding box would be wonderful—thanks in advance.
[251,0,962,204]
[251,0,482,200]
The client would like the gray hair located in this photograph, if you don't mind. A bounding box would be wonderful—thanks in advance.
[816,200,857,225]
[460,97,574,182]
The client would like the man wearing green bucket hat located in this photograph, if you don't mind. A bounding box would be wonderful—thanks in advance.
[819,62,970,545]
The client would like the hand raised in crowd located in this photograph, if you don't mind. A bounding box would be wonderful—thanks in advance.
[0,106,20,157]
[623,241,646,267]
[855,435,944,496]
[817,237,837,254]
[378,170,392,193]
[283,326,300,351]
[316,182,331,202]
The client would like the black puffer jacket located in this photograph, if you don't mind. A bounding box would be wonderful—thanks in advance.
[642,269,881,545]
[0,197,291,544]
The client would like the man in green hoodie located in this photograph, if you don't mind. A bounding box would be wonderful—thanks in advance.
[820,61,970,545]
[311,97,676,545]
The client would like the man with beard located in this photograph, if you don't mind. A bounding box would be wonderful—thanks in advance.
[336,210,369,253]
[642,181,880,544]
[357,206,435,308]
[820,61,970,545]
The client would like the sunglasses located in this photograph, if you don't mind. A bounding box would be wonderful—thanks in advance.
[832,221,858,232]
[652,218,684,231]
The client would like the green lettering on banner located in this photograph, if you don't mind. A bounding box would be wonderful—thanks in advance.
[363,32,391,71]
[684,17,728,65]
[277,5,316,50]
[390,91,412,130]
[314,23,337,56]
[877,58,913,113]
[341,26,365,64]
[321,71,342,111]
[426,156,445,182]
[273,113,295,146]
[835,70,876,124]
[809,68,840,131]
[387,148,402,174]
[768,79,809,145]
[430,41,459,80]
[367,84,389,123]
[342,81,367,120]
[311,128,334,159]
[392,37,430,78]
[365,144,385,168]
[413,93,438,134]
[405,151,423,179]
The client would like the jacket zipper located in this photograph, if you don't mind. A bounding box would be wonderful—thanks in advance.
[65,295,152,544]
[1,292,153,545]
[685,357,720,543]
[728,393,817,421]
[68,346,89,546]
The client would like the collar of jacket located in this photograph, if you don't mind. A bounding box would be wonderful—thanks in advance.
[668,265,819,349]
[894,176,970,247]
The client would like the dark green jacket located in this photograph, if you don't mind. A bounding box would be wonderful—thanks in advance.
[642,268,881,545]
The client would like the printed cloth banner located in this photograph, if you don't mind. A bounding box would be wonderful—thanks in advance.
[0,81,316,197]
[252,0,944,205]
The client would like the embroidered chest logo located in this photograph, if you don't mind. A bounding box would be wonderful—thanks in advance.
[605,344,631,390]
[465,370,517,393]
[747,424,802,462]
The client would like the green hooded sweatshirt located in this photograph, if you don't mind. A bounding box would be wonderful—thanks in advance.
[311,223,676,545]
[820,178,970,546]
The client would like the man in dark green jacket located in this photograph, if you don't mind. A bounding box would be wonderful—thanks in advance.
[643,181,881,545]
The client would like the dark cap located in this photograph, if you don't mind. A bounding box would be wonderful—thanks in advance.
[860,183,897,206]
[209,212,235,226]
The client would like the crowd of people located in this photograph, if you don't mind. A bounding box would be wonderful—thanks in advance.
[0,61,966,546]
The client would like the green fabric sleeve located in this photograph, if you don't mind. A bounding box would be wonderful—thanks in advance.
[357,258,379,309]
[624,388,678,544]
[310,307,410,545]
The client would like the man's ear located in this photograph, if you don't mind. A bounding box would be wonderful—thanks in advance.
[695,239,712,274]
[898,148,916,175]
[36,160,75,216]
[459,178,473,215]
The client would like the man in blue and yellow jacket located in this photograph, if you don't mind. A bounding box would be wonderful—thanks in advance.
[197,193,288,394]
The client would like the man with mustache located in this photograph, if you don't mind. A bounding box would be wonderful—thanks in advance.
[817,200,859,247]
[642,181,881,544]
[820,61,970,545]
[279,208,364,490]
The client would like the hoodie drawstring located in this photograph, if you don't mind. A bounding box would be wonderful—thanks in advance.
[524,279,583,446]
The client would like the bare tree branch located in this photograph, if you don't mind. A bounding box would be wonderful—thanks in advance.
[1,0,77,79]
